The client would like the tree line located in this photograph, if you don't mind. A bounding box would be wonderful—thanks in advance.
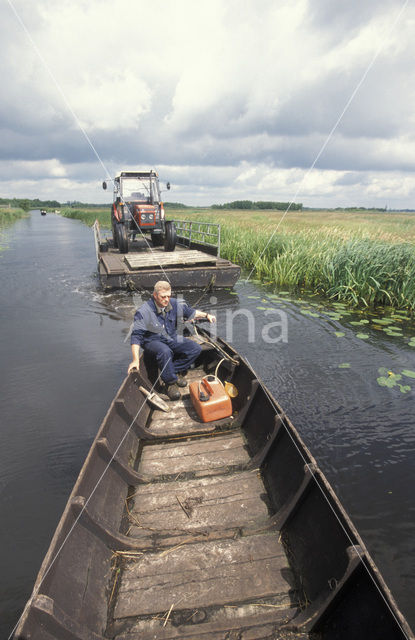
[211,200,303,210]
[0,197,61,211]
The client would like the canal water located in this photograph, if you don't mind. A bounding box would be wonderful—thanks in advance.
[1,211,414,637]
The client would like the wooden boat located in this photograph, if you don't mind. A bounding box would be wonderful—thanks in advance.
[14,329,414,639]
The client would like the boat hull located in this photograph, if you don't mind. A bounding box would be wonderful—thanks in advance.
[14,334,414,639]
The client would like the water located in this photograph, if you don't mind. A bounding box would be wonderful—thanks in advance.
[0,212,414,637]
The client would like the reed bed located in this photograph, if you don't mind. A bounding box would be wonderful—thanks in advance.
[60,207,110,227]
[0,208,27,226]
[170,209,415,310]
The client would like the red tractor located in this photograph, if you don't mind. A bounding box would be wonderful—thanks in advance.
[102,170,176,253]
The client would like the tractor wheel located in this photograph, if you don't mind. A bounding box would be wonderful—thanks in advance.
[115,222,129,253]
[112,220,118,248]
[164,221,177,252]
[151,232,164,247]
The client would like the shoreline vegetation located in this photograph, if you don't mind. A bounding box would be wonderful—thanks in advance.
[0,208,28,225]
[60,206,415,311]
[0,208,28,252]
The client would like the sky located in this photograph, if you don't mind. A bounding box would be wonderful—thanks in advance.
[1,0,415,208]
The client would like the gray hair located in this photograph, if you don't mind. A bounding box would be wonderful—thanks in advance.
[153,280,171,294]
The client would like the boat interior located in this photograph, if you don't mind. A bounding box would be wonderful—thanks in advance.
[15,332,413,640]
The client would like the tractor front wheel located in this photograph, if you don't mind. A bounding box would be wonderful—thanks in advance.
[164,221,177,252]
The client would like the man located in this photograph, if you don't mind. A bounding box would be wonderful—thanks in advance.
[128,281,216,400]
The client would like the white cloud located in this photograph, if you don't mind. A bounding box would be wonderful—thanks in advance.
[1,0,415,207]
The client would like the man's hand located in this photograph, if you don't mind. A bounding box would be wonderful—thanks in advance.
[128,360,140,374]
[128,344,140,374]
[194,310,216,323]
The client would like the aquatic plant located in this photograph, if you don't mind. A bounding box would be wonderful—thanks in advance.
[0,208,27,226]
[171,210,415,310]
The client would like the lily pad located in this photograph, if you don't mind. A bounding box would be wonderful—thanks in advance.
[401,369,415,379]
[335,332,345,338]
[356,333,369,340]
[338,362,351,368]
[398,384,411,393]
[301,310,319,317]
[373,318,394,325]
[377,376,396,388]
[378,367,388,375]
[256,306,267,311]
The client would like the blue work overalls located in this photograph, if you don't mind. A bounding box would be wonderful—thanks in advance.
[131,297,202,384]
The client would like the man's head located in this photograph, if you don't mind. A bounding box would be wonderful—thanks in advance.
[153,281,172,308]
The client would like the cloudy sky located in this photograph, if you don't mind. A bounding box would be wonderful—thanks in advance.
[1,0,415,208]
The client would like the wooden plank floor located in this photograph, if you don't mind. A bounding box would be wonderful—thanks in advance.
[128,470,270,536]
[125,249,218,270]
[115,535,293,618]
[138,432,249,476]
[110,371,302,639]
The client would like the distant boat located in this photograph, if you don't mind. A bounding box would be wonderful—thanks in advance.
[40,210,47,216]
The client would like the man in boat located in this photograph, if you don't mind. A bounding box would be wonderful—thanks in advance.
[128,280,216,400]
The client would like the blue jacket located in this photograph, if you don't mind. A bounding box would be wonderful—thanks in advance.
[131,297,196,347]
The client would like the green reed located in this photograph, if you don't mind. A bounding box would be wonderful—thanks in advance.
[0,208,27,226]
[169,210,415,310]
[60,207,111,227]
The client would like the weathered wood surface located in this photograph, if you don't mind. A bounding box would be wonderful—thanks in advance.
[125,249,218,270]
[100,253,126,274]
[138,432,249,476]
[114,534,292,618]
[128,470,269,535]
[114,603,306,640]
[148,398,234,436]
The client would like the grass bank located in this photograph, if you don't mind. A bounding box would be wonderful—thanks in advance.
[0,208,28,226]
[169,209,415,311]
[60,207,110,227]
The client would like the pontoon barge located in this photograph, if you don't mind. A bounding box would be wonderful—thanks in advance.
[94,220,240,291]
[14,331,414,639]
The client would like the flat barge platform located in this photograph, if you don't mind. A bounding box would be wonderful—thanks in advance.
[94,220,240,291]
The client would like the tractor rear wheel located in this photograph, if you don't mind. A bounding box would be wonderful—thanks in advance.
[115,222,129,253]
[164,221,177,252]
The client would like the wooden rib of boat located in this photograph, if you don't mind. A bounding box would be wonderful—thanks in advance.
[14,331,414,640]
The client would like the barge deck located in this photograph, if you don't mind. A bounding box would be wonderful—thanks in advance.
[94,221,240,291]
